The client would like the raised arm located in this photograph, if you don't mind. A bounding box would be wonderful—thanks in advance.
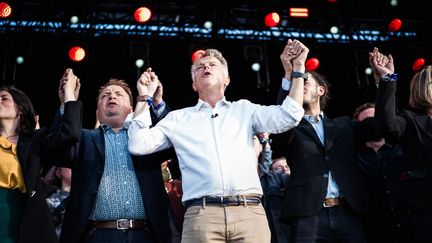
[45,68,82,165]
[370,47,406,143]
[59,68,80,109]
[150,77,171,124]
[134,67,160,118]
[277,39,308,106]
[286,39,307,107]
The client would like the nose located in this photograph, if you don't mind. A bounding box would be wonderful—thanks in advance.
[108,93,117,100]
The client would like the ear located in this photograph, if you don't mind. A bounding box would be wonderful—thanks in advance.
[55,168,62,178]
[317,85,325,96]
[224,76,230,88]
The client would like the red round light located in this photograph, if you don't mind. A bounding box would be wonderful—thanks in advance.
[0,2,12,18]
[306,57,320,71]
[134,7,152,23]
[68,46,86,62]
[412,58,425,72]
[388,18,402,32]
[191,49,205,63]
[264,12,280,27]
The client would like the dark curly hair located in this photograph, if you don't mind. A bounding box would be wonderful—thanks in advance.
[0,85,36,135]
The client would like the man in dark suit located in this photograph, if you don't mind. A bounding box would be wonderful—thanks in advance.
[58,68,179,243]
[271,40,384,242]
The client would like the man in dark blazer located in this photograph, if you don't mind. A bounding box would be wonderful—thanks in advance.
[58,68,179,243]
[271,41,384,242]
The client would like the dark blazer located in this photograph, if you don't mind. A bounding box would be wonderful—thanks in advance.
[16,101,82,243]
[272,89,382,220]
[59,107,180,243]
[376,80,432,211]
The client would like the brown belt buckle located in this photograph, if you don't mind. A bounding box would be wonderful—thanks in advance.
[116,219,132,230]
[323,198,342,207]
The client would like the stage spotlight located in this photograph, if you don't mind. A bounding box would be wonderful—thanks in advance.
[412,58,425,72]
[264,12,280,27]
[289,8,309,18]
[0,2,12,18]
[68,46,86,62]
[388,18,402,32]
[390,0,398,7]
[70,16,79,24]
[251,63,261,72]
[306,57,320,71]
[191,49,205,63]
[134,7,152,23]
[135,59,144,68]
[16,56,24,65]
[330,26,339,34]
[364,67,372,75]
[203,21,212,29]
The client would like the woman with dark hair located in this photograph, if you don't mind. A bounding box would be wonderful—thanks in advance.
[0,68,82,243]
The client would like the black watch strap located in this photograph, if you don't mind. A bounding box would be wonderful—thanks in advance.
[291,71,308,81]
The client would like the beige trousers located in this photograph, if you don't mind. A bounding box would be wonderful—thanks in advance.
[181,204,271,243]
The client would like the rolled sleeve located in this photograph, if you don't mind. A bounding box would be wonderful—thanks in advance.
[280,95,304,123]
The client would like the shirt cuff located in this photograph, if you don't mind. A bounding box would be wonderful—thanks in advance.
[281,78,291,91]
[153,100,165,110]
[151,101,166,117]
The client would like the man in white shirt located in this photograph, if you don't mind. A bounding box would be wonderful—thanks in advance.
[128,39,307,243]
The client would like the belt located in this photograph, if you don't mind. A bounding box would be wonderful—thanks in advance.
[323,197,345,207]
[89,219,147,230]
[184,195,261,208]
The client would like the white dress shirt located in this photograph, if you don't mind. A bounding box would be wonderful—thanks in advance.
[128,96,304,202]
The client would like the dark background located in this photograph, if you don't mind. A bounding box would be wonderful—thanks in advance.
[1,0,429,129]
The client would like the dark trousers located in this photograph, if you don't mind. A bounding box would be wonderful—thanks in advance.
[265,195,290,243]
[84,228,155,243]
[287,205,366,243]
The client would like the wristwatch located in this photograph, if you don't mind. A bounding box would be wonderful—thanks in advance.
[136,95,153,106]
[291,71,308,81]
[381,73,398,82]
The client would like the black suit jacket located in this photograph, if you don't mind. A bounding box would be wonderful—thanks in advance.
[16,101,82,243]
[376,80,432,211]
[272,89,382,220]
[59,107,180,243]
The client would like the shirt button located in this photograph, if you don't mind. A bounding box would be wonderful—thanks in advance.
[323,173,328,178]
[126,201,130,204]
[325,156,330,161]
[124,181,127,185]
[386,190,391,194]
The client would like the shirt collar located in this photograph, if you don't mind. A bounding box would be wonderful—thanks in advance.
[100,124,127,133]
[193,97,231,111]
[0,136,17,155]
[304,111,325,123]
